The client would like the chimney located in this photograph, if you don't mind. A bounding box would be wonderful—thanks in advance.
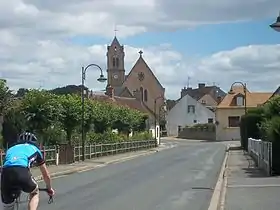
[105,85,114,98]
[198,83,205,89]
[133,89,141,101]
[181,87,191,98]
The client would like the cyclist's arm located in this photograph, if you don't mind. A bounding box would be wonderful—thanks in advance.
[35,148,52,190]
[39,163,52,190]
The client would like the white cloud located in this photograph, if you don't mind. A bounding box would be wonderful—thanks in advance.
[0,0,280,99]
[0,0,278,39]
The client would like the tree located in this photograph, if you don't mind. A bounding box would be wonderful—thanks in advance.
[15,88,29,97]
[92,101,113,133]
[1,99,26,148]
[20,90,62,143]
[0,79,12,115]
[112,105,146,136]
[57,94,82,144]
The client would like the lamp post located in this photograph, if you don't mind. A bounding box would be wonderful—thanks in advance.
[154,95,165,145]
[270,11,280,32]
[81,64,107,161]
[228,82,247,147]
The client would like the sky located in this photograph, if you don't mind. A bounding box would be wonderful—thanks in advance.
[1,0,280,99]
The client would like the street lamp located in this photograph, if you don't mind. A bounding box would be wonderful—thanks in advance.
[81,64,107,161]
[154,95,165,145]
[270,11,280,32]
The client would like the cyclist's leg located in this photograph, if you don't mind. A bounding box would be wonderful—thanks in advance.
[20,170,39,210]
[1,171,17,210]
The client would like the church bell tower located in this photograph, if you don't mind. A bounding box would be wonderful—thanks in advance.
[106,36,125,88]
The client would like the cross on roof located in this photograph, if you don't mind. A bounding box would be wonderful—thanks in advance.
[114,25,118,36]
[139,50,143,56]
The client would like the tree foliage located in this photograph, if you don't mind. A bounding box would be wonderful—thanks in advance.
[0,79,12,115]
[1,87,149,146]
[240,95,280,146]
[20,90,61,135]
[57,94,82,143]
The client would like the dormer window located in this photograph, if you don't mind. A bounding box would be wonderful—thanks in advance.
[236,95,244,106]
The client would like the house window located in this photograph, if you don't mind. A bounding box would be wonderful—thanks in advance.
[188,105,195,113]
[228,116,240,127]
[202,100,206,104]
[144,89,148,102]
[208,118,214,123]
[236,96,244,106]
[193,120,197,123]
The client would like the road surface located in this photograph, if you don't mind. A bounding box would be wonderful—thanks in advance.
[18,141,226,210]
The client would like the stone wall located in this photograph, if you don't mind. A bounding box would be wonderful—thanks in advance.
[178,125,216,141]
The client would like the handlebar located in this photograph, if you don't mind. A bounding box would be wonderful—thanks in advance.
[38,188,54,204]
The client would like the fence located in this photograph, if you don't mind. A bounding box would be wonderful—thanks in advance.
[248,137,272,176]
[0,145,59,166]
[0,140,156,166]
[74,140,156,161]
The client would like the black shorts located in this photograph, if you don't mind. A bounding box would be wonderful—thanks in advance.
[1,166,37,204]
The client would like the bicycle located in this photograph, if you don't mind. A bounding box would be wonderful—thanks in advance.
[14,188,54,210]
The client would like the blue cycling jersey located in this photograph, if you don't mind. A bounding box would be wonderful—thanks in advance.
[3,143,45,168]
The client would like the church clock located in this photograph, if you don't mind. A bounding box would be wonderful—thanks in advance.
[113,74,119,79]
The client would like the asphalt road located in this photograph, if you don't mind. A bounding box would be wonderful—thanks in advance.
[17,141,226,210]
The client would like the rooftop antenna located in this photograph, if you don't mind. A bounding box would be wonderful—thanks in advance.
[187,76,190,88]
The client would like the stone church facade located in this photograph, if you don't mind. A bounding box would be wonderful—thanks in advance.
[105,36,165,127]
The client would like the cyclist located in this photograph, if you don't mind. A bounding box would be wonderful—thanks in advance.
[1,132,55,210]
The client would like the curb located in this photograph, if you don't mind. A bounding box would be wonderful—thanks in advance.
[208,145,229,210]
[34,146,169,182]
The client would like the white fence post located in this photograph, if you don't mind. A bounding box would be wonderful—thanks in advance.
[55,145,59,165]
[248,138,272,176]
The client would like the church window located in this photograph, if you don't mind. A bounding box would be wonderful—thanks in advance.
[113,57,116,67]
[144,89,148,102]
[116,58,119,67]
[140,87,144,101]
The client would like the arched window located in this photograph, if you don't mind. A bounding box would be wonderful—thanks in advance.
[140,87,144,101]
[112,57,116,67]
[144,89,148,102]
[116,58,119,67]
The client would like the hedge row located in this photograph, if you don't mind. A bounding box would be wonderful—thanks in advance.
[240,95,280,174]
[0,80,150,148]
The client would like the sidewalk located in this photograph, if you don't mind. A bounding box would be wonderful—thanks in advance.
[223,145,280,210]
[31,143,169,181]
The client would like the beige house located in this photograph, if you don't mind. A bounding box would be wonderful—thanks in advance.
[216,85,272,141]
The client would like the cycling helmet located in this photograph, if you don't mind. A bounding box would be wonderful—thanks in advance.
[18,132,38,144]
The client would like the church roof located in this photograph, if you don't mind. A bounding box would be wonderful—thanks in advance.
[89,93,149,114]
[110,36,121,46]
[125,52,165,90]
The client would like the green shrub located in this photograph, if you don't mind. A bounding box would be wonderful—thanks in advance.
[240,113,263,150]
[130,131,152,140]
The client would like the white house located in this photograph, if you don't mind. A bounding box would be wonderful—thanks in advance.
[166,94,215,136]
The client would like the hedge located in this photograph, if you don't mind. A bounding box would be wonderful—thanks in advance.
[240,112,263,151]
[239,96,280,174]
[0,81,150,148]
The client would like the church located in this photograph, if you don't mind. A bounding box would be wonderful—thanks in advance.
[104,36,165,129]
